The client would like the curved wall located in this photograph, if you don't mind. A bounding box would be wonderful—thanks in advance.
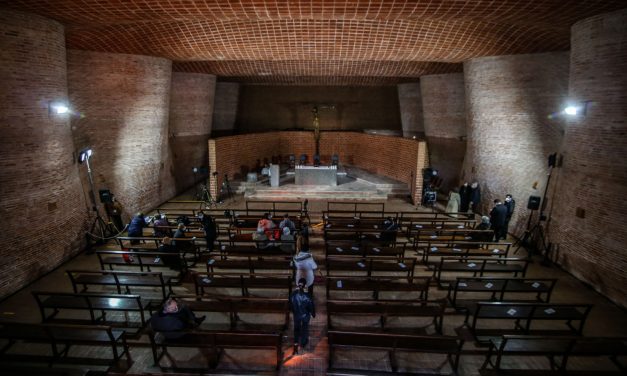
[68,50,175,219]
[169,72,216,192]
[462,52,569,235]
[421,73,467,192]
[551,9,627,308]
[0,10,88,299]
[397,83,424,138]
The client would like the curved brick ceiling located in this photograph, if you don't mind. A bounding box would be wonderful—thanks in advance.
[4,0,625,85]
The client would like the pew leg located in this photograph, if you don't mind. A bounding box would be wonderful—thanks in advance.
[389,349,397,372]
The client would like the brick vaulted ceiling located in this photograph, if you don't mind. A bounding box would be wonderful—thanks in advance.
[3,1,625,85]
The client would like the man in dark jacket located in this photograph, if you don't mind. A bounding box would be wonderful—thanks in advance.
[290,278,316,354]
[198,211,217,251]
[128,213,146,244]
[150,297,205,339]
[470,182,481,214]
[504,194,516,238]
[459,182,471,212]
[490,199,508,241]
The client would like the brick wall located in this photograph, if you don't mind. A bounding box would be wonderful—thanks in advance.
[169,72,216,192]
[209,131,425,201]
[462,52,569,237]
[420,73,467,193]
[235,85,402,132]
[397,83,424,138]
[0,10,88,299]
[550,9,627,308]
[68,50,176,220]
[212,82,239,135]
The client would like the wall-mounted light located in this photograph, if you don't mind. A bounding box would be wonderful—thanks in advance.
[49,101,70,116]
[562,101,591,117]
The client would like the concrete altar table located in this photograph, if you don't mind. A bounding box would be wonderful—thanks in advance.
[295,165,338,186]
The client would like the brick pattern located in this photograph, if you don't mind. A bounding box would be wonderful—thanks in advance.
[67,50,176,219]
[235,85,402,132]
[5,1,625,84]
[208,131,425,201]
[0,10,88,299]
[212,83,239,134]
[550,9,627,308]
[421,73,467,139]
[461,52,570,238]
[397,83,424,138]
[169,72,216,192]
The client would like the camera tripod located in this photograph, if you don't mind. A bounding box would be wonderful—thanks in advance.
[198,184,218,209]
[514,210,548,260]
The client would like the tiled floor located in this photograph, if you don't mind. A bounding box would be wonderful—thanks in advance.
[1,195,626,375]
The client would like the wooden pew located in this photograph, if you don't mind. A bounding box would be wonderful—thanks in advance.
[148,330,283,370]
[175,296,290,330]
[0,321,129,366]
[324,228,398,245]
[480,335,627,375]
[463,301,593,345]
[66,269,172,305]
[32,291,148,337]
[193,272,293,298]
[325,256,417,281]
[96,250,195,278]
[328,330,464,374]
[325,241,407,259]
[448,277,558,310]
[412,228,495,249]
[433,257,530,288]
[326,276,431,301]
[422,241,511,263]
[327,299,447,334]
[205,255,293,276]
[115,235,199,253]
[214,243,294,259]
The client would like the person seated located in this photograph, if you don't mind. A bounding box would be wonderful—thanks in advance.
[158,237,184,271]
[253,227,272,249]
[380,217,399,245]
[261,163,270,176]
[279,213,296,234]
[172,223,194,253]
[150,297,205,340]
[153,214,171,238]
[472,216,494,243]
[477,216,491,230]
[258,213,278,238]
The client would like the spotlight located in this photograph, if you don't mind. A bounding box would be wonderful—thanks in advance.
[49,101,69,115]
[78,148,93,164]
[563,106,578,116]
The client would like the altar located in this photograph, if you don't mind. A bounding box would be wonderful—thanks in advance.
[295,165,338,186]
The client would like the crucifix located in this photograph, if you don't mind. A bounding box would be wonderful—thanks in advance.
[311,104,335,157]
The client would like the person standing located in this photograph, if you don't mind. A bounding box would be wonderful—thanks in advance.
[104,195,124,232]
[290,278,316,354]
[198,210,217,252]
[446,188,461,217]
[469,182,481,214]
[293,240,318,296]
[459,182,471,212]
[504,194,516,238]
[489,199,508,241]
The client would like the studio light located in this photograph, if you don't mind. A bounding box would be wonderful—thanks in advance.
[563,106,579,116]
[49,101,69,115]
[78,148,93,164]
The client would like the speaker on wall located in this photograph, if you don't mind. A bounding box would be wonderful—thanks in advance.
[527,195,541,210]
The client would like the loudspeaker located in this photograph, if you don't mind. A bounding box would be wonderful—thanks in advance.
[99,189,112,203]
[527,196,541,210]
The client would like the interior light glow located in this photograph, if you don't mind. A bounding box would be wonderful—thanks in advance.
[563,106,578,116]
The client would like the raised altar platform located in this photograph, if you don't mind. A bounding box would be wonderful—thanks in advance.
[295,165,338,186]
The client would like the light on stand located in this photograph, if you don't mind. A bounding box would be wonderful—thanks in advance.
[563,106,579,116]
[49,101,70,116]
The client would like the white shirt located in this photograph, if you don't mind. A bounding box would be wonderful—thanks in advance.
[293,251,318,287]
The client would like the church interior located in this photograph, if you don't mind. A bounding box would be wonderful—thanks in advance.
[0,1,626,375]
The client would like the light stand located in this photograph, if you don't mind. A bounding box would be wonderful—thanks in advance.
[79,149,112,249]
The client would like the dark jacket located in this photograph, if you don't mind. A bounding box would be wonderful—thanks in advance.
[490,204,508,227]
[504,199,516,220]
[470,186,481,206]
[200,215,217,238]
[150,310,191,339]
[459,184,471,211]
[128,215,146,237]
[290,289,315,321]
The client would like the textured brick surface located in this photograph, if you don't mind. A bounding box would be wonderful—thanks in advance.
[212,83,239,135]
[462,52,570,237]
[68,50,176,219]
[208,132,426,202]
[550,9,627,308]
[397,83,424,138]
[0,10,88,299]
[420,73,467,192]
[236,86,402,132]
[169,72,216,192]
